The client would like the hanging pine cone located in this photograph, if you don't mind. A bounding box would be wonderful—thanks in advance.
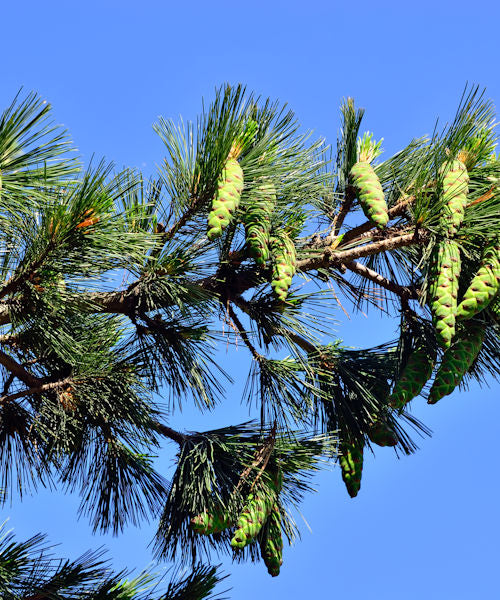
[207,156,244,241]
[191,510,232,535]
[438,158,469,236]
[388,344,437,410]
[428,240,461,349]
[231,486,274,549]
[456,239,500,321]
[259,504,283,577]
[428,323,485,404]
[367,419,397,447]
[243,181,276,266]
[339,442,363,498]
[270,232,296,302]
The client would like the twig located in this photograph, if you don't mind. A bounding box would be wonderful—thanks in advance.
[344,260,419,300]
[329,186,355,240]
[0,377,72,405]
[227,304,262,361]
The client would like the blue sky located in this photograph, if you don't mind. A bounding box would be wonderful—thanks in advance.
[2,1,500,598]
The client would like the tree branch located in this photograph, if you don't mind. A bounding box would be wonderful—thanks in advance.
[298,230,425,272]
[152,420,189,445]
[0,377,72,405]
[336,195,415,246]
[0,348,40,387]
[0,227,427,327]
[343,260,419,300]
[227,304,263,360]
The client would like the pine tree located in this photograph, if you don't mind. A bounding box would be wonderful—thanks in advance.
[0,85,498,598]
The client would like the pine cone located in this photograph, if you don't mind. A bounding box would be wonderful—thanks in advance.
[428,240,461,349]
[339,443,363,498]
[270,232,296,302]
[456,240,500,321]
[438,159,469,236]
[191,510,231,535]
[367,420,397,447]
[350,161,388,229]
[428,324,485,404]
[231,488,274,549]
[259,505,283,577]
[243,182,276,266]
[388,344,436,409]
[207,158,244,240]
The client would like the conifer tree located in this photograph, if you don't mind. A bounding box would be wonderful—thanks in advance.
[0,85,498,598]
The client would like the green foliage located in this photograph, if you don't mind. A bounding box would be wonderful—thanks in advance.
[0,83,499,593]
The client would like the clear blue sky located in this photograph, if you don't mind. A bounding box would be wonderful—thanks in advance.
[2,1,500,598]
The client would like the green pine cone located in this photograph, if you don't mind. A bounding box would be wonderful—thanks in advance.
[428,240,461,349]
[244,182,276,266]
[191,510,231,535]
[350,161,388,229]
[438,159,469,236]
[207,157,244,241]
[428,324,485,404]
[388,345,437,409]
[270,232,296,302]
[456,241,500,321]
[339,443,363,498]
[259,505,283,577]
[231,489,274,549]
[367,419,397,447]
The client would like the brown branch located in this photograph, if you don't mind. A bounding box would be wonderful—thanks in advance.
[339,195,415,246]
[153,420,189,445]
[0,227,427,328]
[0,377,72,405]
[298,230,425,272]
[344,260,419,300]
[329,186,356,240]
[0,349,40,387]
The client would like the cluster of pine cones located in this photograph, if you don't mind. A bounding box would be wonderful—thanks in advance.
[337,140,500,500]
[206,141,296,302]
[191,469,284,577]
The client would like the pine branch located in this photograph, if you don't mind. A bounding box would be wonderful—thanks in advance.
[0,377,72,405]
[328,195,415,247]
[0,348,39,387]
[344,260,419,300]
[329,185,356,237]
[298,230,427,271]
[153,421,189,445]
[227,304,263,360]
